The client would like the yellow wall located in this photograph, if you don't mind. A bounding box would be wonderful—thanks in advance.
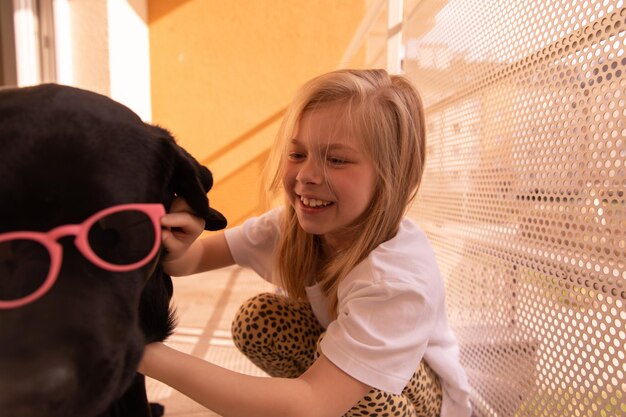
[148,1,365,226]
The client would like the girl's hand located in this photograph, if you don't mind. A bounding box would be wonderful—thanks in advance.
[161,197,205,264]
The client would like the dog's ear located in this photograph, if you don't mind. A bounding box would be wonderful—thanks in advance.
[153,125,227,231]
[171,145,227,231]
[138,125,227,343]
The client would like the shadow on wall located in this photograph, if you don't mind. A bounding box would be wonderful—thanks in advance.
[147,0,192,24]
[201,107,285,168]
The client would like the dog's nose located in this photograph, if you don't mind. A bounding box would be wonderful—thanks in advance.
[0,359,78,414]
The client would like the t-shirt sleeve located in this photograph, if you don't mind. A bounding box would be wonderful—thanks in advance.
[319,271,438,394]
[223,208,282,282]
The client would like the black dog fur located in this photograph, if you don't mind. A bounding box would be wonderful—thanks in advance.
[0,84,226,417]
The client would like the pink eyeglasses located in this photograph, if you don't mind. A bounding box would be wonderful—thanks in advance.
[0,203,165,309]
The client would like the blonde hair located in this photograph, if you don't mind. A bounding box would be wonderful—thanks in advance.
[265,69,426,317]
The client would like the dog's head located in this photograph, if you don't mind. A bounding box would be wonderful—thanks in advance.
[0,84,226,417]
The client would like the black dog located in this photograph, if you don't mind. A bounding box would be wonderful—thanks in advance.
[0,84,226,417]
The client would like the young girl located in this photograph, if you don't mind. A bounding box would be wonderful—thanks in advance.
[139,69,471,417]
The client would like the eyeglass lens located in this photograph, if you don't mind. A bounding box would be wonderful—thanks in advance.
[0,239,50,302]
[87,209,156,266]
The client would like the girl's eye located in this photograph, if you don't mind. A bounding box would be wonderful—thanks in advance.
[327,157,347,166]
[288,152,305,161]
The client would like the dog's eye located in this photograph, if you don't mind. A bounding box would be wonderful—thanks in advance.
[88,211,156,266]
[0,239,50,302]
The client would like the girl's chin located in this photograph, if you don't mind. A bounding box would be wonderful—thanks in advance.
[294,216,327,235]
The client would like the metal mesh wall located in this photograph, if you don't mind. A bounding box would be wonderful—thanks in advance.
[403,1,625,416]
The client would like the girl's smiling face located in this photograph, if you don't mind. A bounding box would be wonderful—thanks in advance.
[282,104,377,249]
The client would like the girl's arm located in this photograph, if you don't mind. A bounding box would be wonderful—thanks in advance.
[162,231,235,276]
[140,343,371,417]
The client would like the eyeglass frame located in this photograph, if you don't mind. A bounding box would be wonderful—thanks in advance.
[0,203,165,310]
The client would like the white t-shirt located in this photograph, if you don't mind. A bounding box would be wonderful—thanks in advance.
[224,208,471,417]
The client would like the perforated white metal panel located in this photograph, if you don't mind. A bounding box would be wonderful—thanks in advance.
[403,1,625,416]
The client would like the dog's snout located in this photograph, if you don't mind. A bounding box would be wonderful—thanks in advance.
[0,358,78,415]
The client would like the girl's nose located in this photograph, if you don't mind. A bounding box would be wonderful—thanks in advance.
[296,158,323,185]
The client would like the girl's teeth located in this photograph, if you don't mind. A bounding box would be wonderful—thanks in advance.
[301,197,330,207]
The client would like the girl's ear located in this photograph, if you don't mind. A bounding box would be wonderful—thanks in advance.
[152,125,227,231]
